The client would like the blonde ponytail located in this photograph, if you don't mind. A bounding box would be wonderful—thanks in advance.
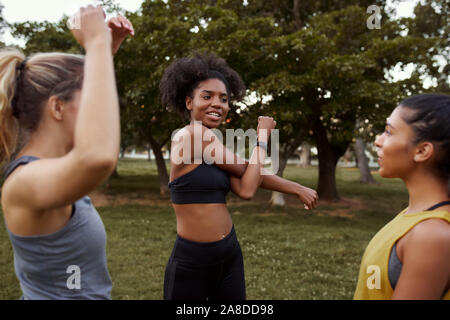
[0,49,84,165]
[0,48,24,163]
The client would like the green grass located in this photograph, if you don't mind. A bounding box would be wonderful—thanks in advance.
[0,159,408,300]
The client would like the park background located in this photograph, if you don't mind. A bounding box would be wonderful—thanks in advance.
[0,0,448,299]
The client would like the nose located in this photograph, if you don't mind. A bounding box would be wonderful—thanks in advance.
[374,133,383,149]
[211,96,223,107]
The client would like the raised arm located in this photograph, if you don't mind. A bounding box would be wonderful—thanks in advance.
[226,117,276,199]
[4,6,129,211]
[107,15,134,55]
[171,119,318,209]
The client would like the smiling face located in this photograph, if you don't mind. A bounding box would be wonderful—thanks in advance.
[185,78,230,128]
[374,107,418,179]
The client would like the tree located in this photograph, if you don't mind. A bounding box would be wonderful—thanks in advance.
[241,1,441,201]
[298,142,312,167]
[11,18,82,55]
[9,0,447,203]
[355,138,377,184]
[115,1,196,194]
[407,0,449,93]
[131,0,445,202]
[0,2,6,32]
[0,2,8,47]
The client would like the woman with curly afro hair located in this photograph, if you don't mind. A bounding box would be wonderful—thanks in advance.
[160,52,318,300]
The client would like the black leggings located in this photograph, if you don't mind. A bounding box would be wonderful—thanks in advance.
[164,225,246,300]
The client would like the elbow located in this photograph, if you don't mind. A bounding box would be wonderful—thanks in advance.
[238,181,260,200]
[92,157,117,174]
[239,190,256,201]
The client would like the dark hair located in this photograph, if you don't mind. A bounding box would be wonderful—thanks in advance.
[159,52,246,121]
[399,93,450,196]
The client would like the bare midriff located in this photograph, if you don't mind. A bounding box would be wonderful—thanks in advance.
[172,203,233,242]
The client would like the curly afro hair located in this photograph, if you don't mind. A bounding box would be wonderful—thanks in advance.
[160,52,246,121]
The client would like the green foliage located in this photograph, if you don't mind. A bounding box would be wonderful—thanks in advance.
[11,18,82,55]
[0,3,5,47]
[97,0,126,15]
[0,2,6,34]
[7,0,448,198]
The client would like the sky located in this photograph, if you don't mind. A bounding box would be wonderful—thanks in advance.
[0,0,144,44]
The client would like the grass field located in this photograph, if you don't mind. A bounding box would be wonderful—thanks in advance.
[0,159,409,300]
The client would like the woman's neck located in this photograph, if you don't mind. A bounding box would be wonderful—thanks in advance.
[17,129,70,159]
[403,170,450,214]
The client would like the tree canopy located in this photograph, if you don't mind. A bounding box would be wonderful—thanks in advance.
[6,0,449,200]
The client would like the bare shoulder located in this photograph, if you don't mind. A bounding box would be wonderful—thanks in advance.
[171,125,192,141]
[407,218,450,249]
[1,165,37,231]
[182,123,223,145]
[1,165,29,208]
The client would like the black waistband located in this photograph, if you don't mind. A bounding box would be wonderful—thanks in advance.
[171,226,240,266]
[170,189,227,204]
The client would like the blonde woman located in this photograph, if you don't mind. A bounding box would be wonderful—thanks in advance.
[0,6,133,299]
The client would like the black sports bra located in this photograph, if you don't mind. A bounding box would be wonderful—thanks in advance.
[168,163,230,204]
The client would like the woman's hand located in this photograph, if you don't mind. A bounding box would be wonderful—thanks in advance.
[107,16,134,55]
[68,6,111,51]
[297,185,319,210]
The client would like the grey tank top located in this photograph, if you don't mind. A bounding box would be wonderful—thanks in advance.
[3,156,112,300]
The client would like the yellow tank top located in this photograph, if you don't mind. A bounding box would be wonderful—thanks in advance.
[354,209,450,300]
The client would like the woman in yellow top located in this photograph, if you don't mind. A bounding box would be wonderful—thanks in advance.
[354,93,450,300]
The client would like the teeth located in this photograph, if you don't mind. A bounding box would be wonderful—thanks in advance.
[208,112,220,117]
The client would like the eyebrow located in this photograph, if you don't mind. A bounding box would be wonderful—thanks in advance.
[201,90,228,96]
[386,122,395,129]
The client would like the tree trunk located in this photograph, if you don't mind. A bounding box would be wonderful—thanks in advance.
[147,144,152,161]
[355,137,377,184]
[120,145,126,159]
[111,165,119,178]
[299,142,311,167]
[270,152,288,207]
[313,120,344,202]
[316,148,340,201]
[293,0,303,30]
[148,135,169,195]
[102,163,119,192]
[270,191,285,206]
[343,146,353,166]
